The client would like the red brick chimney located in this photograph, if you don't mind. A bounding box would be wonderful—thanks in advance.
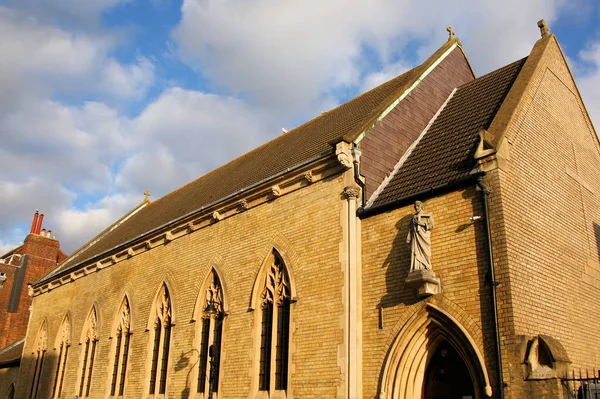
[0,210,67,349]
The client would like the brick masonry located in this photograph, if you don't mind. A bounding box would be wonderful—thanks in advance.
[360,188,497,398]
[16,175,349,399]
[0,233,65,349]
[488,36,600,399]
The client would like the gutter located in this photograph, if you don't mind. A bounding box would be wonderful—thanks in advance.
[35,150,335,288]
[475,175,505,399]
[357,174,478,218]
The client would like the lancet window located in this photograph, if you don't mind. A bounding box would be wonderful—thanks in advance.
[5,384,14,399]
[29,321,47,399]
[149,284,172,395]
[52,315,71,398]
[258,252,291,392]
[197,269,224,396]
[110,297,131,396]
[79,308,98,397]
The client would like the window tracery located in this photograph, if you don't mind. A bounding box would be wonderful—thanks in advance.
[258,252,291,393]
[197,269,224,397]
[29,321,47,399]
[79,307,98,397]
[149,284,172,395]
[110,297,131,396]
[52,315,70,398]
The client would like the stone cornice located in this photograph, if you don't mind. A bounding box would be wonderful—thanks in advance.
[32,154,346,296]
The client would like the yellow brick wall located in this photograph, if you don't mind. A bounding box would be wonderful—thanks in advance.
[16,174,348,399]
[361,188,496,398]
[0,366,18,398]
[491,36,600,398]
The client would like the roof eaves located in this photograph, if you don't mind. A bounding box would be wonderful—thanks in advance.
[345,38,464,144]
[33,150,334,288]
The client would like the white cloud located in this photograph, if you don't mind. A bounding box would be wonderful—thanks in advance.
[360,61,411,94]
[0,6,154,106]
[576,40,600,128]
[172,0,567,116]
[117,87,273,196]
[99,56,156,99]
[3,0,596,259]
[0,86,274,253]
[54,193,141,252]
[4,0,131,27]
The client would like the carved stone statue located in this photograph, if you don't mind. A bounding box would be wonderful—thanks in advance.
[406,201,434,271]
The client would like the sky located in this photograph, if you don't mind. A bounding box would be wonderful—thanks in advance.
[1,0,600,255]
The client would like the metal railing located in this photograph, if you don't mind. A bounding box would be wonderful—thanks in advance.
[563,369,600,399]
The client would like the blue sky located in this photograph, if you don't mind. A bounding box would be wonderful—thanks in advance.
[1,0,600,254]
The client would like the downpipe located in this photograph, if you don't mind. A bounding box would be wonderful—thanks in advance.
[476,175,505,399]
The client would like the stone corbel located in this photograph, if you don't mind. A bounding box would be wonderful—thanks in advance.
[270,185,282,198]
[304,171,314,184]
[212,211,223,222]
[336,141,353,170]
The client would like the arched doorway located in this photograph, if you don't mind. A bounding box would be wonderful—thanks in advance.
[423,341,475,399]
[379,303,492,399]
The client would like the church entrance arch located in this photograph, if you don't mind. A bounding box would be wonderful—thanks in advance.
[379,304,492,399]
[423,341,475,399]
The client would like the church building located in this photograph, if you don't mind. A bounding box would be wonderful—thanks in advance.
[6,21,600,399]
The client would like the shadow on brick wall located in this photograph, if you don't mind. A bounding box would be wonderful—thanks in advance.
[14,351,58,398]
[594,223,600,263]
[379,214,421,310]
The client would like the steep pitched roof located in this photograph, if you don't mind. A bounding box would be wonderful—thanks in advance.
[39,39,464,284]
[372,57,527,206]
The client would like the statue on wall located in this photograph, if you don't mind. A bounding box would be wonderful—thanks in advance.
[407,201,434,271]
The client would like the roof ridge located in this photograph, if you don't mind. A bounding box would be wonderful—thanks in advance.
[125,40,459,212]
[47,37,467,273]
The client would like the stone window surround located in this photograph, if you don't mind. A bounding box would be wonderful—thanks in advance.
[108,296,132,397]
[249,249,297,399]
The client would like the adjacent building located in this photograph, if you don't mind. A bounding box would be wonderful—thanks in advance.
[0,212,66,398]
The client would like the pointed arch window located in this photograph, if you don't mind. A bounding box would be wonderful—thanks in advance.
[149,284,172,395]
[52,315,70,398]
[79,307,98,397]
[110,297,131,396]
[5,383,15,399]
[197,269,224,397]
[258,251,291,392]
[29,321,47,399]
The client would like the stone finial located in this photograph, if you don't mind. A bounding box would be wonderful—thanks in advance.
[144,190,150,201]
[537,19,549,37]
[239,199,249,210]
[446,26,455,41]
